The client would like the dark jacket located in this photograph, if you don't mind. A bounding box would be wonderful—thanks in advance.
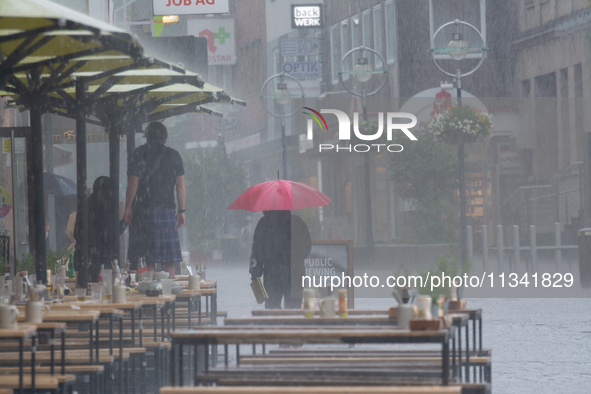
[74,176,114,281]
[250,211,311,282]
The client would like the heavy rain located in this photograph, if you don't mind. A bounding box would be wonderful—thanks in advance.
[0,0,590,393]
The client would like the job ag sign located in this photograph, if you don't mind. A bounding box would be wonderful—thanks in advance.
[154,0,229,15]
[291,4,324,29]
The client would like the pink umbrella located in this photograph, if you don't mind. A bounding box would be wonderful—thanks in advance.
[228,180,331,212]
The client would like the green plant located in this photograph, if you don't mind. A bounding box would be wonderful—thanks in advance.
[16,247,71,275]
[183,145,248,243]
[0,256,7,275]
[416,253,471,302]
[16,252,34,273]
[389,132,459,243]
[46,246,70,275]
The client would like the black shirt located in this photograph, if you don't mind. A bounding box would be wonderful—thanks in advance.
[128,142,185,210]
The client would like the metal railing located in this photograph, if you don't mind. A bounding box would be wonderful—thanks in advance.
[469,224,578,273]
[500,162,583,234]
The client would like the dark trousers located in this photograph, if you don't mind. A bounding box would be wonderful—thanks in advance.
[264,269,302,309]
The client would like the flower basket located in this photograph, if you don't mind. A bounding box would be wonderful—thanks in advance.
[425,104,493,144]
[440,127,478,145]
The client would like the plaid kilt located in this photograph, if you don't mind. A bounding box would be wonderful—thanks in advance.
[128,207,182,266]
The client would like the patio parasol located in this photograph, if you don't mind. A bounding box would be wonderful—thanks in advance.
[1,0,246,286]
[228,180,332,212]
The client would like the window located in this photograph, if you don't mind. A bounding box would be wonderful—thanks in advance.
[362,9,372,66]
[341,21,350,81]
[351,14,360,49]
[385,0,395,64]
[574,64,583,98]
[373,5,384,68]
[330,24,340,84]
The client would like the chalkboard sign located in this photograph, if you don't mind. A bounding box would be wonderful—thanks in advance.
[303,240,354,308]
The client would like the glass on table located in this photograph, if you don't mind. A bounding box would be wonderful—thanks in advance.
[102,269,113,301]
[55,275,65,301]
[143,270,153,282]
[75,288,87,302]
[161,279,173,296]
[90,283,102,303]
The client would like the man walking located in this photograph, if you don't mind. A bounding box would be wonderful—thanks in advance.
[250,210,311,309]
[124,122,186,277]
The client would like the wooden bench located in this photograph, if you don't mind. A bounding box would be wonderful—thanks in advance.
[268,348,493,358]
[0,365,104,374]
[174,310,227,317]
[0,374,75,390]
[162,380,489,393]
[264,348,492,382]
[204,364,446,378]
[239,356,491,366]
[160,385,463,393]
[0,350,118,364]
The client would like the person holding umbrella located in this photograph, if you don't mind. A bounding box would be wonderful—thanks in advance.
[229,179,331,309]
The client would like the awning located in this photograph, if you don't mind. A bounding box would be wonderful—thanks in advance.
[0,0,246,287]
[1,0,148,284]
[4,67,245,127]
[0,0,147,90]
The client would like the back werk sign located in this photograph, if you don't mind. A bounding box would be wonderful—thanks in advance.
[291,4,324,28]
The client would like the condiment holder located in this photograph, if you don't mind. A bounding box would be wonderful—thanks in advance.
[0,304,19,329]
[318,297,335,318]
[25,301,50,323]
[188,274,201,290]
[113,284,131,303]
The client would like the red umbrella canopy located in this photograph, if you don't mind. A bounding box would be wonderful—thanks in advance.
[228,180,332,212]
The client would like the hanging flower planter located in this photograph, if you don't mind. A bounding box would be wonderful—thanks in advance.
[439,127,478,144]
[425,104,493,144]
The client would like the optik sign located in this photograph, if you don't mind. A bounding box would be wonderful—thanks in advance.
[302,108,418,153]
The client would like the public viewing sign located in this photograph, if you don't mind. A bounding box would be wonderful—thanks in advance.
[303,241,354,308]
[153,0,229,16]
[281,38,320,56]
[291,4,324,28]
[187,19,236,65]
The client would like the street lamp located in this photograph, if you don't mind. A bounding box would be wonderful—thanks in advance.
[447,33,469,61]
[260,73,304,179]
[430,19,487,270]
[274,82,291,105]
[339,46,388,254]
[353,57,373,83]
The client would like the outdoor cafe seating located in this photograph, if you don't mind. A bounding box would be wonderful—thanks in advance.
[0,263,493,394]
[0,271,220,394]
[0,1,492,393]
